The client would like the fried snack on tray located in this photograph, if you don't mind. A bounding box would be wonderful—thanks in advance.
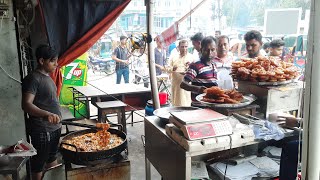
[202,87,243,104]
[231,56,299,82]
[62,123,124,152]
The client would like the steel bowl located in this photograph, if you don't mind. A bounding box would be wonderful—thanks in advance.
[153,106,200,123]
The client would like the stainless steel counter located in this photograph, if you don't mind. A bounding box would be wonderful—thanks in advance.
[144,116,266,180]
[238,81,304,118]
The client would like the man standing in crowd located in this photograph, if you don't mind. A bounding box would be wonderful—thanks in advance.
[214,35,234,89]
[244,30,264,58]
[22,45,61,180]
[181,36,218,104]
[269,39,285,58]
[154,38,166,75]
[230,38,243,60]
[190,32,204,60]
[215,30,221,37]
[262,42,270,55]
[214,35,234,70]
[168,41,177,57]
[167,39,195,106]
[112,35,131,84]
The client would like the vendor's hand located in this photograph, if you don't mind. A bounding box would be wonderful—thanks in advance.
[197,86,207,94]
[278,116,301,128]
[47,113,61,124]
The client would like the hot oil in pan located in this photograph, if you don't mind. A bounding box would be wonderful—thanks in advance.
[62,123,124,152]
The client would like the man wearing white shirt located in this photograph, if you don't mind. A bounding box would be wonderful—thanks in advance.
[190,32,204,61]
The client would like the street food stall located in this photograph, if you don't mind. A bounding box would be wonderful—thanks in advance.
[144,55,303,179]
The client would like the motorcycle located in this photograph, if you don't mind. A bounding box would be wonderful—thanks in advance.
[88,56,116,75]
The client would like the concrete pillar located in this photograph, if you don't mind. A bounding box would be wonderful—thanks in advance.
[0,0,26,145]
[301,0,320,179]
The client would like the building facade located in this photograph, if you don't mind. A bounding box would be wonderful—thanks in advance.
[118,0,214,37]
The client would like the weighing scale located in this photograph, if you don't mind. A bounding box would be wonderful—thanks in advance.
[164,109,255,152]
[169,109,233,141]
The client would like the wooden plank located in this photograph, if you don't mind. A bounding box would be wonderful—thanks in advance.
[67,161,130,180]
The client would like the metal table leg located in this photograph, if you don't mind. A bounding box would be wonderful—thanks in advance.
[12,171,19,180]
[145,157,151,180]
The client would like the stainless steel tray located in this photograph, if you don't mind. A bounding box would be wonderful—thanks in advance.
[153,106,200,122]
[238,79,295,86]
[195,94,256,108]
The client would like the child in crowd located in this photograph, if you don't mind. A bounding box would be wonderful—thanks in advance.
[269,39,285,58]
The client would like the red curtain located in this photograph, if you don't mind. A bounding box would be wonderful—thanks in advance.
[49,0,131,96]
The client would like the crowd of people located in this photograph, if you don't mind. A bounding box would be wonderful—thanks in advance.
[151,30,285,107]
[109,30,299,180]
[113,30,288,107]
[111,31,289,80]
[21,30,298,179]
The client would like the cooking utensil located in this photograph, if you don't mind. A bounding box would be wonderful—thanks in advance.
[62,121,98,129]
[232,113,265,127]
[61,121,123,131]
[153,106,200,123]
[60,127,127,165]
[195,94,256,108]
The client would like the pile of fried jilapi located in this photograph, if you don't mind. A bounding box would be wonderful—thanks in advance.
[62,123,124,152]
[202,86,244,104]
[231,56,299,82]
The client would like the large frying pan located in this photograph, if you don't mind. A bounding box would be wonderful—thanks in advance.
[60,122,127,165]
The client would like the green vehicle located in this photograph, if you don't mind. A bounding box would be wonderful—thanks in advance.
[283,35,307,69]
[283,35,308,56]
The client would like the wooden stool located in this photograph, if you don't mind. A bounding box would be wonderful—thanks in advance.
[94,101,127,133]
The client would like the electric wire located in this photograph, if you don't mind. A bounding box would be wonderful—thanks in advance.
[0,63,22,83]
[0,14,22,83]
[223,134,233,180]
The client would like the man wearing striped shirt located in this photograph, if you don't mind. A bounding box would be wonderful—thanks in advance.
[180,36,218,103]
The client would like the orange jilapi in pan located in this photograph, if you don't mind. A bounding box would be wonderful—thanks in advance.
[62,123,123,152]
